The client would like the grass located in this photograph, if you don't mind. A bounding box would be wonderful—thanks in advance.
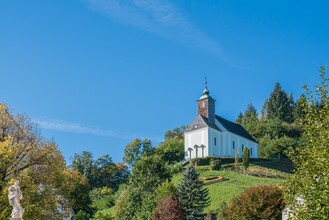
[172,159,290,214]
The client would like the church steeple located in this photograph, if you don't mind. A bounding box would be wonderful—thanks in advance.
[197,78,216,123]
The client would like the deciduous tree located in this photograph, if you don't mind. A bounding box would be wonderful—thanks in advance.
[285,66,329,218]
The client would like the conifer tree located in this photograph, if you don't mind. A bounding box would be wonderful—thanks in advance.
[177,164,210,220]
[264,82,294,122]
[242,147,250,172]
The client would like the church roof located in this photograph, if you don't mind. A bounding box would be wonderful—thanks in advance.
[185,114,258,143]
[215,115,258,143]
[185,115,221,132]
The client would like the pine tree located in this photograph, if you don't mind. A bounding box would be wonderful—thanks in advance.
[177,164,210,220]
[235,112,244,124]
[242,147,250,172]
[264,82,294,122]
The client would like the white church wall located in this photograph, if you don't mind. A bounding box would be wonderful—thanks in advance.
[184,128,209,159]
[208,128,220,156]
[227,133,258,158]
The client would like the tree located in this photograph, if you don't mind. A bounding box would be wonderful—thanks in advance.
[263,82,294,122]
[177,164,210,220]
[114,155,171,219]
[236,103,262,140]
[164,126,185,141]
[285,66,329,218]
[155,139,184,164]
[293,94,308,121]
[152,195,186,220]
[224,185,285,219]
[71,152,128,190]
[234,151,239,172]
[71,151,94,185]
[242,147,250,172]
[0,104,80,219]
[123,138,154,167]
[235,112,244,124]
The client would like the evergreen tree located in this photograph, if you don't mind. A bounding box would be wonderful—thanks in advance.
[293,94,307,121]
[264,82,294,122]
[235,112,244,124]
[242,147,250,171]
[177,164,210,220]
[239,103,261,139]
[234,151,239,172]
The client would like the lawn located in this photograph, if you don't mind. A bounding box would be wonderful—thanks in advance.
[172,161,289,214]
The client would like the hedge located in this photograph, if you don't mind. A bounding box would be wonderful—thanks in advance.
[190,157,273,166]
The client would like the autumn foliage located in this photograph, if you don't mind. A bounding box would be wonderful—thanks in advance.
[152,195,186,220]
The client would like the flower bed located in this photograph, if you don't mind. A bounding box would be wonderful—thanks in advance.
[200,176,227,185]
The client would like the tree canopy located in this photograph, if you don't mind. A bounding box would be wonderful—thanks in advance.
[285,66,329,218]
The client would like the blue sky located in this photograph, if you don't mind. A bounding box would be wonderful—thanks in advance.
[1,0,328,163]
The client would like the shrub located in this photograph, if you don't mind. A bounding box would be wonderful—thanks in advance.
[242,147,250,171]
[224,185,285,219]
[210,159,221,170]
[152,195,186,220]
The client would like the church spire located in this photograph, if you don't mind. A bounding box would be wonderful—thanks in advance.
[199,76,210,100]
[197,77,216,123]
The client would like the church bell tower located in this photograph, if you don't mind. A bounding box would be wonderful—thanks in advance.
[197,78,216,124]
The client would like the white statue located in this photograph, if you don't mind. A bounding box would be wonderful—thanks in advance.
[8,180,24,219]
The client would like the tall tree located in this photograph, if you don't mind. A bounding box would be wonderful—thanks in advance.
[263,82,294,122]
[164,126,185,141]
[71,152,128,190]
[285,66,329,218]
[155,139,184,164]
[236,103,261,139]
[0,104,82,219]
[114,155,171,220]
[123,138,154,167]
[177,164,210,220]
[293,94,307,121]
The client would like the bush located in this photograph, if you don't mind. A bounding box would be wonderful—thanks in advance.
[152,195,186,220]
[190,157,273,166]
[224,185,285,219]
[210,159,221,170]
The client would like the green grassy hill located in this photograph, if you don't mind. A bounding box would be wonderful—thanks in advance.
[172,159,292,214]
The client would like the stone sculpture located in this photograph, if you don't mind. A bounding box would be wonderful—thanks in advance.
[8,180,24,220]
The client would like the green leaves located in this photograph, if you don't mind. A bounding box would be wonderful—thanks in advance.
[123,138,154,167]
[285,66,329,219]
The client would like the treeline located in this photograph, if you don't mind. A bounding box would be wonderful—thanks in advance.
[0,102,187,219]
[71,127,187,219]
[236,82,306,158]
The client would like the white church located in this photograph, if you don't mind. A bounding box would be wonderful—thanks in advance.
[184,82,258,160]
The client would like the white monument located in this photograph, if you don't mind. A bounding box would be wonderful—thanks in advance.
[8,180,24,220]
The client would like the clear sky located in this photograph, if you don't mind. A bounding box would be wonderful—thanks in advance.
[1,0,328,163]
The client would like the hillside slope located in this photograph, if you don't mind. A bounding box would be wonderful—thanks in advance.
[172,160,291,214]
